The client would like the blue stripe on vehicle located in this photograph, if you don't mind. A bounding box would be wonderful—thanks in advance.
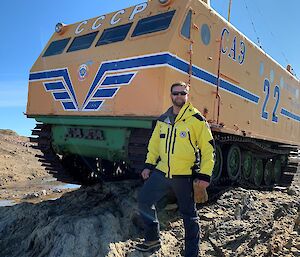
[29,69,78,108]
[167,54,259,103]
[83,53,259,106]
[61,69,78,107]
[94,88,118,98]
[44,81,65,91]
[29,70,63,80]
[281,108,300,122]
[220,80,260,103]
[84,101,103,110]
[101,73,135,86]
[53,92,71,100]
[62,102,76,110]
[192,66,218,86]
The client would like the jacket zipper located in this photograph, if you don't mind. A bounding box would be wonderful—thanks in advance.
[167,124,174,178]
[165,126,170,153]
[171,128,177,154]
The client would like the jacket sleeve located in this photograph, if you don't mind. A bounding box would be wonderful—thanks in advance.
[195,121,215,183]
[144,121,161,170]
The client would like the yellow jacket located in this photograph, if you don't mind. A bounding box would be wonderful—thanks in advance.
[145,102,215,182]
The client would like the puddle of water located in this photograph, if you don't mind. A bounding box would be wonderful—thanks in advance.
[52,183,81,191]
[0,200,16,207]
[48,197,59,201]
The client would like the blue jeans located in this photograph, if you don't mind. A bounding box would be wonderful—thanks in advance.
[138,170,200,257]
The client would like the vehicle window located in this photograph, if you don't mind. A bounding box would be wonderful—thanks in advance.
[67,31,98,52]
[96,23,132,46]
[132,10,176,37]
[43,38,70,57]
[181,10,192,39]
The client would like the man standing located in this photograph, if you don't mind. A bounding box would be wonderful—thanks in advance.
[135,82,215,256]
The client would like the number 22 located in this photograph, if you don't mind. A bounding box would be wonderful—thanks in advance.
[261,79,280,123]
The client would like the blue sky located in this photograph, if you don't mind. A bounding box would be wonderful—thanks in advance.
[0,0,299,136]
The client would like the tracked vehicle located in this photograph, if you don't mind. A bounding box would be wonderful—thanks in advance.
[27,0,300,187]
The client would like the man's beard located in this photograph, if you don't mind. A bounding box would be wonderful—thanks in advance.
[172,98,186,108]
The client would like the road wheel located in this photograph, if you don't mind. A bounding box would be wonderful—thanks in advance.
[211,144,223,184]
[264,160,273,186]
[242,151,253,181]
[225,145,241,181]
[273,159,282,184]
[252,158,264,186]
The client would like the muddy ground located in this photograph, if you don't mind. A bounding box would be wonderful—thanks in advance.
[0,130,299,257]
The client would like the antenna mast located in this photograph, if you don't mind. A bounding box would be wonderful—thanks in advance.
[228,0,232,22]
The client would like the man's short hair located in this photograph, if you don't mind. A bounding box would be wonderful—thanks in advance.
[170,81,190,93]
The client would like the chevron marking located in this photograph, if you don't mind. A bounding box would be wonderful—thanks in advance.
[82,71,137,111]
[30,69,78,111]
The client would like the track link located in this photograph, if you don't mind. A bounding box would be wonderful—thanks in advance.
[29,123,74,183]
[128,128,152,173]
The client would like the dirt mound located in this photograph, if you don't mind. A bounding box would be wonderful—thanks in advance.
[0,132,50,187]
[0,182,142,257]
[0,182,299,257]
[0,129,18,136]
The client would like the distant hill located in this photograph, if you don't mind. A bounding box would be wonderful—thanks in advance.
[0,129,18,136]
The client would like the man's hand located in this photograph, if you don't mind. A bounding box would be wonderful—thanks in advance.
[141,168,151,180]
[193,179,209,203]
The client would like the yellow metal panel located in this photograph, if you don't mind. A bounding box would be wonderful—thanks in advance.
[27,0,300,146]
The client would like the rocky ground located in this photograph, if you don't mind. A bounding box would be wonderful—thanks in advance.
[0,130,299,257]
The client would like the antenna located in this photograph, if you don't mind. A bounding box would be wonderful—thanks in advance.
[243,0,262,49]
[228,0,232,22]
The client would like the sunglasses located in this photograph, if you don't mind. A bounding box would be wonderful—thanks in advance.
[171,91,188,96]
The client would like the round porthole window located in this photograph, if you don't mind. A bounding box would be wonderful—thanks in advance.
[201,24,211,45]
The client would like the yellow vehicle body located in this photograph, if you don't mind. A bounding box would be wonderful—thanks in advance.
[26,0,300,185]
[27,0,300,146]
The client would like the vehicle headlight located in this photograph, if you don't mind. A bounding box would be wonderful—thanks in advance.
[55,23,65,34]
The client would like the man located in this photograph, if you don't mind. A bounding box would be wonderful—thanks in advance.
[135,81,215,257]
